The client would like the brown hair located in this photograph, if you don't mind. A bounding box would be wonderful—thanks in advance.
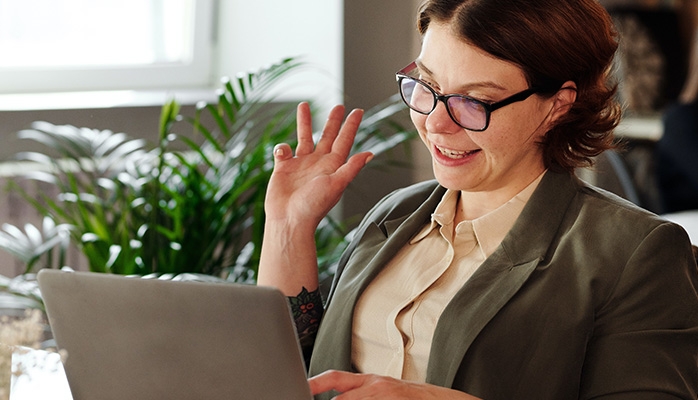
[418,0,622,172]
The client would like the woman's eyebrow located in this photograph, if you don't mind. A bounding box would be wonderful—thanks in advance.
[414,59,433,77]
[414,59,509,93]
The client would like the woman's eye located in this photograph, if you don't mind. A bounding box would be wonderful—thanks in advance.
[468,95,494,105]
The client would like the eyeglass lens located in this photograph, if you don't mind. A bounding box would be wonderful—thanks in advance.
[399,77,488,130]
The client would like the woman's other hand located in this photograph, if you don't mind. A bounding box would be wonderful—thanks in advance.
[309,370,482,400]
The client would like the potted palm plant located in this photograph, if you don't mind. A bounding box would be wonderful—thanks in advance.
[0,58,416,286]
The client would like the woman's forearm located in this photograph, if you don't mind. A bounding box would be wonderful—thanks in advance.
[257,218,320,295]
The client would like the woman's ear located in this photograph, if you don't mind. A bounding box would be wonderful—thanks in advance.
[550,80,577,123]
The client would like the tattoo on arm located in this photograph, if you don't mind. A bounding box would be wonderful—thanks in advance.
[288,286,324,366]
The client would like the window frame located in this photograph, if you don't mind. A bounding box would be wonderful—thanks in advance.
[0,0,216,94]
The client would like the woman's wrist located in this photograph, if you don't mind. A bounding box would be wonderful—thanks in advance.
[258,219,320,294]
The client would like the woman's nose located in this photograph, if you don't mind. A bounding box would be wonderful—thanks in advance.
[425,100,462,134]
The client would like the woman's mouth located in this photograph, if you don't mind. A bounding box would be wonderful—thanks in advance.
[436,145,479,159]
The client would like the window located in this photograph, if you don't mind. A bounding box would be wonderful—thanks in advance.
[0,0,215,94]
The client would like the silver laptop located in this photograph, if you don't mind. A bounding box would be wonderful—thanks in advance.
[37,269,313,400]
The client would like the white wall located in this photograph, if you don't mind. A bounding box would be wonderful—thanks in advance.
[216,0,344,111]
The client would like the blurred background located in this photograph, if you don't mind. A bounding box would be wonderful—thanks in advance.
[0,0,696,278]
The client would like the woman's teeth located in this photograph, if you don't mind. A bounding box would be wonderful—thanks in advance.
[437,146,471,159]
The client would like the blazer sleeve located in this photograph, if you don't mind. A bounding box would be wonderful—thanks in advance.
[580,221,698,399]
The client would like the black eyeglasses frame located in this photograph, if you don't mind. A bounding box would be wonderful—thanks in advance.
[396,61,541,132]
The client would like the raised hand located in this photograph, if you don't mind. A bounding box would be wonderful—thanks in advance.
[257,102,373,295]
[265,102,373,227]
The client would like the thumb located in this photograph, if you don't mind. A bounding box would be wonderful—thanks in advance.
[273,143,293,162]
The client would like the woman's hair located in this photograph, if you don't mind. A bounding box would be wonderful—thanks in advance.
[418,0,622,172]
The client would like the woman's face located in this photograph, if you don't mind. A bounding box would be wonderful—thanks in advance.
[412,22,557,199]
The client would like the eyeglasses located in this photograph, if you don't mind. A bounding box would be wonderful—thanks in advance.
[396,62,541,131]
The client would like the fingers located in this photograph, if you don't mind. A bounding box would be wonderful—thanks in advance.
[315,105,348,154]
[308,370,368,396]
[279,103,365,161]
[333,152,374,185]
[316,106,364,158]
[310,371,481,400]
[331,108,364,158]
[295,102,315,156]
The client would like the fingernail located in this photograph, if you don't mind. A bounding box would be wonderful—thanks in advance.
[274,146,285,158]
[365,154,374,165]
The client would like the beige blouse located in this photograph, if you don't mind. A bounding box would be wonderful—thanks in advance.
[351,173,544,382]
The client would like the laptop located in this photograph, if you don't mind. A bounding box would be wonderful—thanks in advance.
[37,269,313,400]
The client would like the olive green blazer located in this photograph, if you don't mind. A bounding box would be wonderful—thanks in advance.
[309,170,698,400]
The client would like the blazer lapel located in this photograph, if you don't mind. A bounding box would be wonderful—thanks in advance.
[311,184,446,375]
[426,171,579,386]
[327,185,446,302]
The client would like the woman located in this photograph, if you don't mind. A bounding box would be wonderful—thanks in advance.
[259,0,698,398]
